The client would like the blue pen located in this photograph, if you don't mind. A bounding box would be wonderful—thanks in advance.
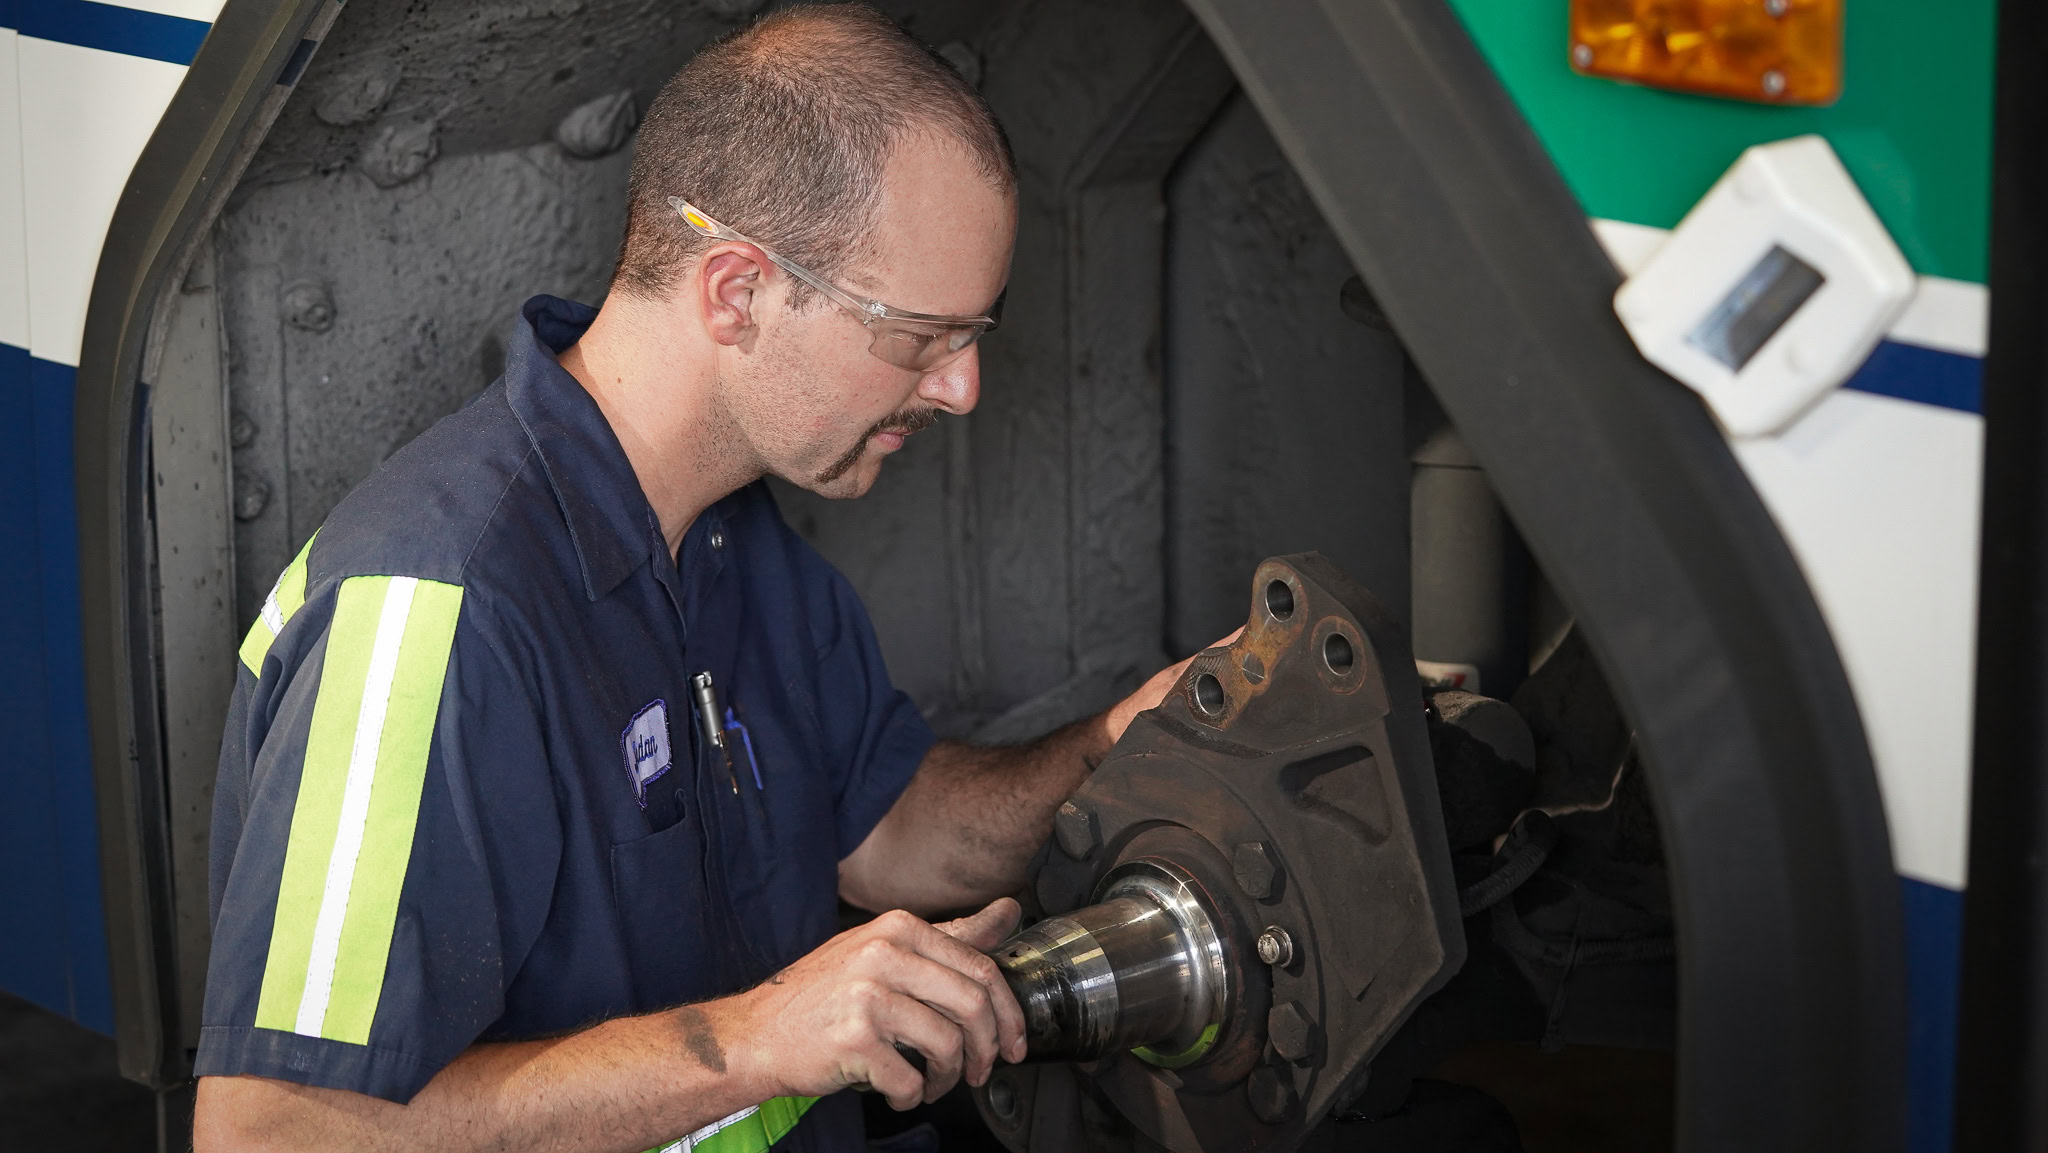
[724,706,764,791]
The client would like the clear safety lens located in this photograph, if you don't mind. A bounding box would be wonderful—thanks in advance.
[869,321,989,372]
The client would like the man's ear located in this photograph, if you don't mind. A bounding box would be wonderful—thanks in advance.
[696,246,765,347]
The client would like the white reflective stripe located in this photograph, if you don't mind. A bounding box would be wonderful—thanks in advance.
[294,576,419,1035]
[259,589,284,635]
[678,1104,760,1152]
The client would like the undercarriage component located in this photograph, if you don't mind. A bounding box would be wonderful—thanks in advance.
[976,554,1463,1152]
[995,858,1229,1063]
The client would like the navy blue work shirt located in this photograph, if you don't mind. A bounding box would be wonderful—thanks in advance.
[196,295,935,1152]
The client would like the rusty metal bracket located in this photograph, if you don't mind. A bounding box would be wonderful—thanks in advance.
[977,554,1462,1152]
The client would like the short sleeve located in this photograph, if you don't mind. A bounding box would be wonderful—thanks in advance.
[807,567,938,860]
[197,575,561,1103]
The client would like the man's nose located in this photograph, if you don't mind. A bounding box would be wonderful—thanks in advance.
[919,344,981,416]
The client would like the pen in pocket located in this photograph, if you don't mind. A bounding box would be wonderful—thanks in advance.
[724,706,764,791]
[691,671,738,794]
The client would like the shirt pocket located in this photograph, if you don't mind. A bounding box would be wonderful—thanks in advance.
[607,817,728,1007]
[717,699,843,970]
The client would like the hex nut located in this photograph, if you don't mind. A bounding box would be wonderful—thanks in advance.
[1233,841,1279,899]
[1246,1064,1296,1124]
[1267,1002,1316,1064]
[281,282,335,333]
[1054,800,1100,860]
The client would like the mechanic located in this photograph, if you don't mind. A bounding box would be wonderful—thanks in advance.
[190,6,1212,1152]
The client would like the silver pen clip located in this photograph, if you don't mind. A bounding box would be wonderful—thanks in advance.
[691,671,738,794]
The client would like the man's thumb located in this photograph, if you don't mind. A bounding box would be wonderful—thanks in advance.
[939,896,1022,951]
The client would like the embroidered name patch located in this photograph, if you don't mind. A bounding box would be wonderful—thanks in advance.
[621,699,672,808]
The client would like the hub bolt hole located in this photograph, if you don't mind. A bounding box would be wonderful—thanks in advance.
[1323,632,1355,676]
[1193,672,1227,717]
[1264,579,1295,621]
[987,1075,1018,1122]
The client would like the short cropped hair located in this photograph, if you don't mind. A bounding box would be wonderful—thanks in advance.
[611,3,1014,303]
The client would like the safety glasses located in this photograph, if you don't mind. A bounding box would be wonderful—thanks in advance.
[669,197,1002,372]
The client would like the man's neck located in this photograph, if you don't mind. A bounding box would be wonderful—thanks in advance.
[556,294,760,558]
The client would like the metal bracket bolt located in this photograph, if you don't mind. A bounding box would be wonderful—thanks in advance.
[1267,1001,1316,1064]
[1054,800,1101,860]
[1246,1064,1297,1123]
[1255,924,1295,967]
[1233,841,1280,899]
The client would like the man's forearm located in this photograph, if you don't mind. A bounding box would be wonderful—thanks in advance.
[196,996,768,1153]
[841,714,1113,914]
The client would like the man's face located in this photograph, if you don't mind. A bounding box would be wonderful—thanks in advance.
[719,131,1016,499]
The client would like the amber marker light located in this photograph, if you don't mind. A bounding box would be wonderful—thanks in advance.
[1568,0,1843,106]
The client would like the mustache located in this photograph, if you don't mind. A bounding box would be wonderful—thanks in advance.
[814,407,941,485]
[870,407,940,438]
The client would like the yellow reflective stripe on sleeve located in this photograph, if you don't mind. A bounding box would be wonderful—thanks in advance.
[253,574,465,1043]
[648,1096,818,1153]
[238,530,321,674]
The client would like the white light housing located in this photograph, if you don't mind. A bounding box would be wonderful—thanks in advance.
[1613,135,1915,438]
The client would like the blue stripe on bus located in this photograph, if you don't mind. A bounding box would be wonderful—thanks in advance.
[0,343,112,1035]
[1846,340,1984,416]
[1903,875,1963,1153]
[1,0,211,67]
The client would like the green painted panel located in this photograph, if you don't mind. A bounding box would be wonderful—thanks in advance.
[1445,0,1995,283]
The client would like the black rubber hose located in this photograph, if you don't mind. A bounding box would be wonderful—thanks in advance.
[1458,810,1557,917]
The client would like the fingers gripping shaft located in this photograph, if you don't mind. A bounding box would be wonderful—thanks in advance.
[989,860,1231,1065]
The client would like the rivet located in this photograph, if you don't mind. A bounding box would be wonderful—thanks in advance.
[1762,69,1787,97]
[1571,43,1593,68]
[710,530,726,550]
[313,56,401,127]
[233,473,271,521]
[281,282,334,333]
[360,115,440,188]
[555,89,638,159]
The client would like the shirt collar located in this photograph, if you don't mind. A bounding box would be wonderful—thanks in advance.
[504,294,655,601]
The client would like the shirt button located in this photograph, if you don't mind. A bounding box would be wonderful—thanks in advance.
[710,530,726,550]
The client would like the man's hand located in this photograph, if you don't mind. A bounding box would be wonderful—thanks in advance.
[1102,627,1243,746]
[842,630,1248,915]
[726,899,1026,1111]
